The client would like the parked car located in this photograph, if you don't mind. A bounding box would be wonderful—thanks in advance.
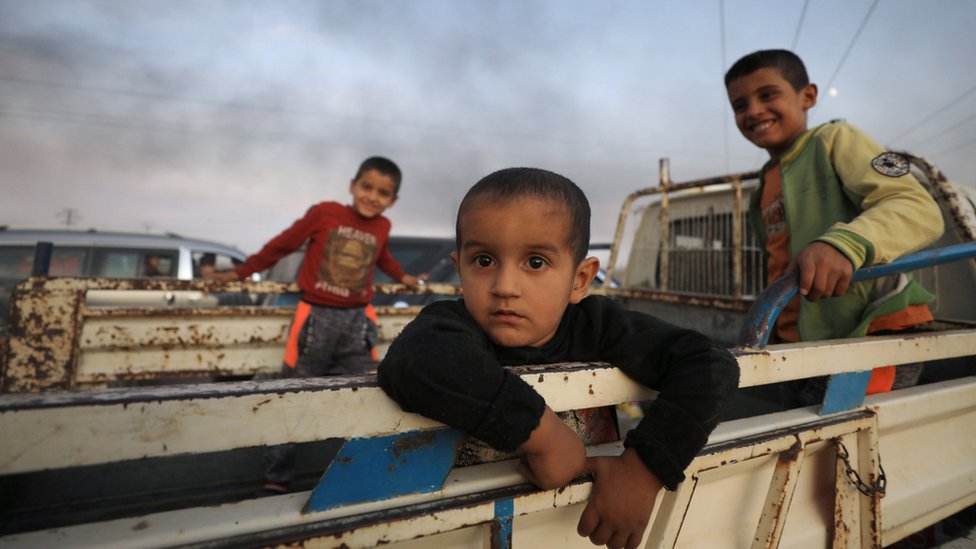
[0,227,249,332]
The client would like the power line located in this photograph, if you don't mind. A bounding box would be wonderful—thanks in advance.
[791,0,811,50]
[886,84,976,145]
[0,104,690,170]
[906,110,976,149]
[927,134,976,158]
[0,104,317,143]
[825,0,880,92]
[0,74,658,155]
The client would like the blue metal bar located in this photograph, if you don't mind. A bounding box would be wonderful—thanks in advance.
[737,242,976,350]
[491,499,515,549]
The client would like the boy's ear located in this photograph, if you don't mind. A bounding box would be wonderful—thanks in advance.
[450,251,459,273]
[801,83,818,110]
[569,256,600,304]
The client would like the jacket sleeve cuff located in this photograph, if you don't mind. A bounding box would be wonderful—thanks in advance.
[817,228,875,270]
[470,372,546,453]
[624,398,708,490]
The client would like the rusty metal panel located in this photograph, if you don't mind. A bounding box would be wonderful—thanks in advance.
[597,287,753,311]
[644,476,696,548]
[606,160,764,300]
[0,377,431,474]
[75,311,292,384]
[4,327,974,474]
[2,381,973,548]
[2,279,83,392]
[604,158,760,292]
[0,363,644,475]
[732,177,744,300]
[872,380,976,546]
[679,411,879,549]
[909,154,976,243]
[751,438,805,549]
[77,347,285,383]
[1,276,457,392]
[833,433,862,549]
[856,427,883,549]
[734,329,976,388]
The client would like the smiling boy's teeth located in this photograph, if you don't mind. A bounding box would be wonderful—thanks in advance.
[753,120,774,131]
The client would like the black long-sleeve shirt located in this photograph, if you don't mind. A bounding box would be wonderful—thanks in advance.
[377,296,739,490]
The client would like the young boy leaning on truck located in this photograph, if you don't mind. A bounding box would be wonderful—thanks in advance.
[378,167,739,549]
[725,49,944,405]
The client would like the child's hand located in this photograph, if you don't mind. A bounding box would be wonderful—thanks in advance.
[577,448,662,549]
[789,242,854,301]
[518,407,586,489]
[400,273,428,290]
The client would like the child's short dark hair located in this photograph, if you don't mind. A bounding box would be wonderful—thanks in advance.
[724,49,810,91]
[355,156,402,194]
[456,167,591,264]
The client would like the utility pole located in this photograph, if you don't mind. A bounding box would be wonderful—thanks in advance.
[56,207,81,227]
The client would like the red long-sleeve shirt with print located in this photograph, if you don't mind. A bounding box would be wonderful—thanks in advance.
[235,202,405,307]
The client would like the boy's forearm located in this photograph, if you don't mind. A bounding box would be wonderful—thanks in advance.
[624,336,738,490]
[238,207,320,276]
[625,399,707,490]
[821,194,943,267]
[520,406,571,454]
[377,307,546,452]
[519,406,587,489]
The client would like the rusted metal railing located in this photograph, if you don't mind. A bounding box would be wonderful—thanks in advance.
[602,153,976,309]
[0,277,461,393]
[603,159,762,302]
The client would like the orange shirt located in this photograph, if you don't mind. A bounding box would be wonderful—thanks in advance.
[759,164,801,342]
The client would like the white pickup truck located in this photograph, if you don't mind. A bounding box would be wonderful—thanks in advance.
[1,155,974,548]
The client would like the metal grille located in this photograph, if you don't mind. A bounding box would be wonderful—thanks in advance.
[666,210,766,298]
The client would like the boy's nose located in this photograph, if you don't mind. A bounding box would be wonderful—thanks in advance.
[745,100,764,118]
[491,265,521,297]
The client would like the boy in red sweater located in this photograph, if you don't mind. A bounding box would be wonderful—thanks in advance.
[210,156,423,492]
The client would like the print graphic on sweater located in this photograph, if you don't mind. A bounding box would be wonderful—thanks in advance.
[761,193,787,238]
[316,226,377,298]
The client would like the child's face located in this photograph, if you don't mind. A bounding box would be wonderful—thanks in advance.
[452,196,598,348]
[349,169,397,218]
[727,67,818,160]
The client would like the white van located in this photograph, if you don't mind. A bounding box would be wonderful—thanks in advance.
[0,228,250,331]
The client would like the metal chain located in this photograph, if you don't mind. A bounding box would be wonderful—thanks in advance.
[835,440,887,498]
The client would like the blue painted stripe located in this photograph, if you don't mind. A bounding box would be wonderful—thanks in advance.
[493,499,514,549]
[304,428,464,513]
[820,371,873,415]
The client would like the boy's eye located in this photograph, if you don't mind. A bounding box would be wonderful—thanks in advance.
[475,255,493,267]
[526,256,547,270]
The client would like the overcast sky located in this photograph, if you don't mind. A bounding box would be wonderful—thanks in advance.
[2,0,975,254]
